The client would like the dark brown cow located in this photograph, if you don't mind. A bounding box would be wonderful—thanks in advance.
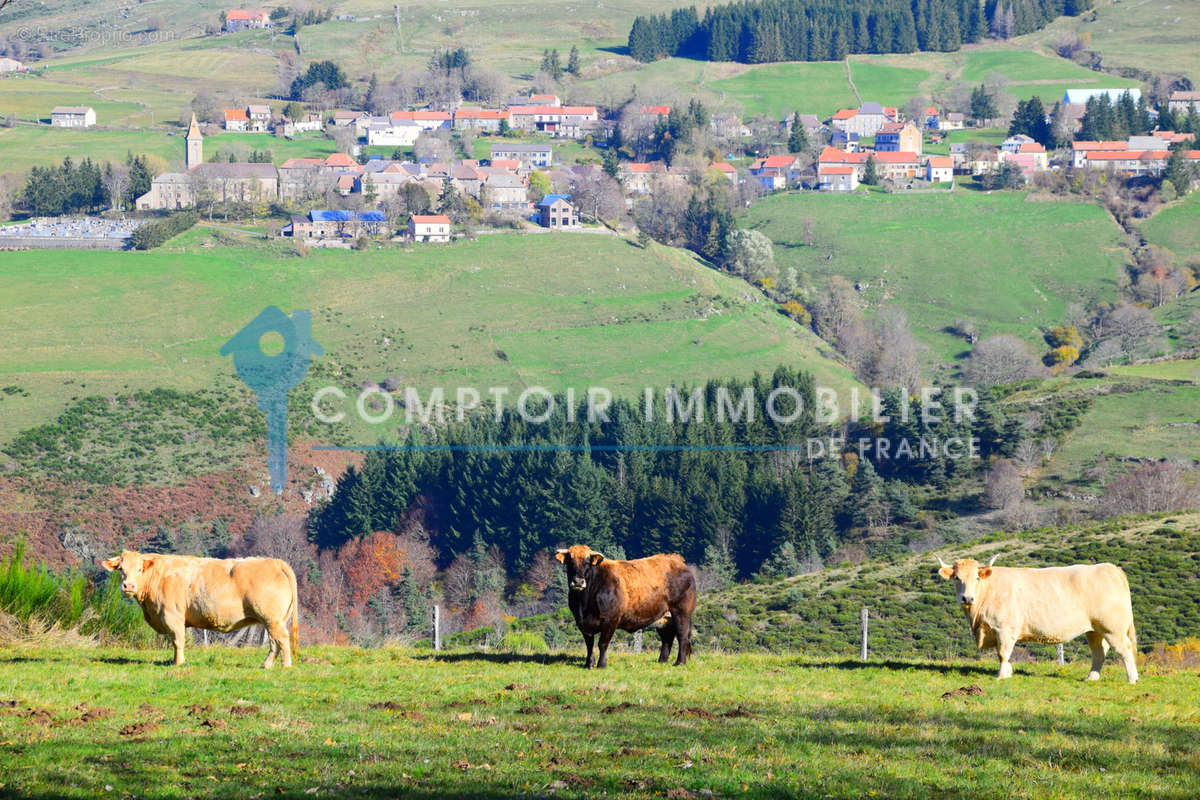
[554,545,696,669]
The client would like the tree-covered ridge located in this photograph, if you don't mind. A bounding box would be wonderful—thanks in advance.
[628,0,1093,64]
[309,369,1020,580]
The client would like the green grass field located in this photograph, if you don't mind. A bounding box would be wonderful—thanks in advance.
[1032,0,1200,84]
[1,645,1197,799]
[0,230,859,446]
[1041,382,1200,484]
[739,190,1126,363]
[1140,193,1200,266]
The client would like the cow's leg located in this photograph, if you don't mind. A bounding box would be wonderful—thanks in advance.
[167,618,187,666]
[671,613,692,666]
[657,624,674,664]
[995,630,1017,679]
[596,624,618,669]
[1084,631,1108,681]
[583,633,596,669]
[1103,629,1139,684]
[264,620,293,669]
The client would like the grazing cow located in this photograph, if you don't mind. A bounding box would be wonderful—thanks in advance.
[936,555,1138,683]
[101,551,299,669]
[555,545,696,669]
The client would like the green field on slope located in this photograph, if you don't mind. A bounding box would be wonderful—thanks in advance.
[740,190,1126,363]
[2,644,1197,800]
[0,230,859,445]
[693,513,1200,657]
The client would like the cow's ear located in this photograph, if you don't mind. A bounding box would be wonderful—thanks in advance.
[554,550,567,564]
[978,566,992,579]
[937,566,954,579]
[101,556,120,572]
[141,558,156,572]
[588,553,604,566]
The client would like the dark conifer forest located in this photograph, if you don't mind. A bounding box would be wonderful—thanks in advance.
[627,0,1094,64]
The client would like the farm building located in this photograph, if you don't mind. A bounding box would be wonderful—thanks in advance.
[224,9,272,31]
[283,209,387,240]
[50,106,95,128]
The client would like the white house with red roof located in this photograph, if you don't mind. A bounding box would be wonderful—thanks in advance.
[818,147,870,180]
[818,165,858,192]
[223,108,249,131]
[925,156,953,183]
[224,8,271,31]
[390,110,452,130]
[409,214,452,242]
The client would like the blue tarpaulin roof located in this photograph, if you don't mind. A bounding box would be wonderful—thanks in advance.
[310,210,386,222]
[537,193,571,208]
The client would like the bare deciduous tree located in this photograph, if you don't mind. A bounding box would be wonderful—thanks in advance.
[983,457,1023,509]
[1100,461,1199,516]
[962,335,1045,387]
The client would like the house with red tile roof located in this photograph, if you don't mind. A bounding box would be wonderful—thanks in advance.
[818,165,858,192]
[223,108,249,131]
[925,156,953,183]
[409,214,452,243]
[870,151,921,182]
[224,8,271,31]
[453,108,509,132]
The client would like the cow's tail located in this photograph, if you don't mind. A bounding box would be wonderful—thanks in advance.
[1127,620,1137,653]
[284,561,300,658]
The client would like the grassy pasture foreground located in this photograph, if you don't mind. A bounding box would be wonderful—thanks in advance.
[1,647,1198,799]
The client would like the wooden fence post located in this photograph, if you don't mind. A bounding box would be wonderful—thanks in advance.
[433,604,441,651]
[632,629,643,653]
[860,607,869,661]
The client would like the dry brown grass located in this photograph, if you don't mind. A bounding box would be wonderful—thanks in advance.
[0,610,97,649]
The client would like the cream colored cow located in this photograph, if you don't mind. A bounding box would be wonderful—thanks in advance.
[102,551,299,668]
[936,556,1138,683]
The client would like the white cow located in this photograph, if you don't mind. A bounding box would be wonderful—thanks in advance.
[936,555,1138,683]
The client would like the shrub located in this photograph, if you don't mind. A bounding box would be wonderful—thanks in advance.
[131,212,199,250]
[1044,344,1080,368]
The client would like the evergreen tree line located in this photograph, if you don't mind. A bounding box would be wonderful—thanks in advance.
[308,371,1018,581]
[1077,91,1155,142]
[18,153,155,216]
[627,0,1090,63]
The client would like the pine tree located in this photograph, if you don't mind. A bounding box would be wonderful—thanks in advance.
[1164,147,1194,196]
[863,154,879,185]
[602,145,620,179]
[208,519,230,557]
[756,540,802,580]
[399,566,429,633]
[149,525,174,553]
[788,111,809,153]
[567,45,580,76]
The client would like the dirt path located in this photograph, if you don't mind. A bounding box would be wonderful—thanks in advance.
[845,58,862,105]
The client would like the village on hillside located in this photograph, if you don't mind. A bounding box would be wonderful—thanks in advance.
[1,4,1199,251]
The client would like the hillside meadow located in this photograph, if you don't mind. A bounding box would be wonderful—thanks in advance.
[1,645,1198,799]
[740,189,1126,363]
[0,229,860,449]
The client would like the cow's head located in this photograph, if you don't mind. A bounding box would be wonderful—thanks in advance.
[101,551,157,597]
[554,545,604,592]
[935,555,997,607]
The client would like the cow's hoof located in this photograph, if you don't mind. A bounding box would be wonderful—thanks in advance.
[1085,671,1101,681]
